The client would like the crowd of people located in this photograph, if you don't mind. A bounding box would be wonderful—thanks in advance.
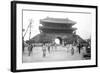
[23,40,91,59]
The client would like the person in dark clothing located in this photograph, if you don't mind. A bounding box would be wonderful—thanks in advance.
[77,43,83,54]
[79,44,81,54]
[71,47,74,55]
[42,44,46,57]
[48,45,51,53]
[28,44,33,56]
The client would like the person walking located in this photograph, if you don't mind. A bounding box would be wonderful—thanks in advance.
[71,46,74,55]
[28,44,33,56]
[42,43,46,57]
[48,45,51,53]
[77,43,81,54]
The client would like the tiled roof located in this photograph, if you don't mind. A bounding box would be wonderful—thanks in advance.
[40,17,76,24]
[39,26,77,30]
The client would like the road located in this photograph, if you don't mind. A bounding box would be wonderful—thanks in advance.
[23,46,85,63]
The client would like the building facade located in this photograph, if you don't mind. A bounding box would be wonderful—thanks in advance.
[38,17,77,44]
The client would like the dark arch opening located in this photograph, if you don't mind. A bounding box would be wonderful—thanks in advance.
[55,37,62,44]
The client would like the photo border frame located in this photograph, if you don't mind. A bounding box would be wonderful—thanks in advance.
[11,1,98,72]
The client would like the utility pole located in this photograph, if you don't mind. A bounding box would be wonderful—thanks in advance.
[29,19,32,40]
[22,19,33,52]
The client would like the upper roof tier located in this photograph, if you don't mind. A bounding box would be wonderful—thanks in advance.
[40,17,77,25]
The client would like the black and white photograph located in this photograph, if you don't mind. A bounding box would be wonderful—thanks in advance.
[11,1,97,72]
[22,10,91,63]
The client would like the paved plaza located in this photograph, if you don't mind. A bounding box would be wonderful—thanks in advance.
[23,46,86,63]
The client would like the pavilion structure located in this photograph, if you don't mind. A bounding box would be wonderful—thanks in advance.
[27,17,86,45]
[38,17,77,44]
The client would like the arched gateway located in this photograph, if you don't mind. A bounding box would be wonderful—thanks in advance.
[39,17,77,44]
[54,37,62,45]
[28,17,78,44]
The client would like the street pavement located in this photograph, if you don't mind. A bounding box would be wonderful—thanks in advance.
[23,46,85,63]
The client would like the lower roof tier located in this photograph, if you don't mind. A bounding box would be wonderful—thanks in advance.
[39,26,77,31]
[39,26,76,33]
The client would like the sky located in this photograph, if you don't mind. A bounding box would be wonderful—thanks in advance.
[23,10,91,41]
